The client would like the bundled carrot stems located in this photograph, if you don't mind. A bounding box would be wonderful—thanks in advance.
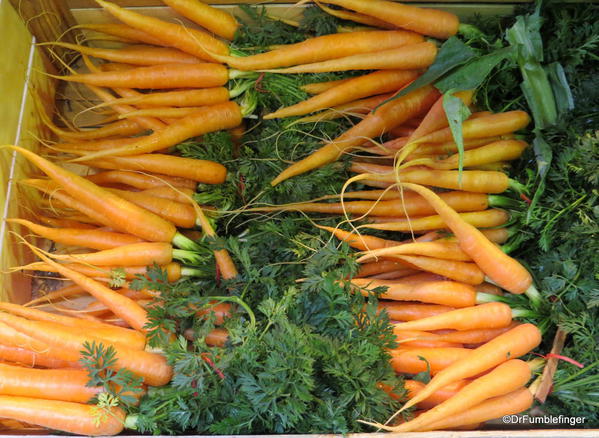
[1,0,596,434]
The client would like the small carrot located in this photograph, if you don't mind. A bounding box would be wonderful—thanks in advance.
[24,284,84,307]
[36,215,97,229]
[135,186,195,205]
[90,87,231,110]
[411,111,531,145]
[365,209,509,233]
[389,347,472,375]
[318,0,460,39]
[419,323,519,345]
[206,30,423,71]
[53,63,230,90]
[263,42,437,74]
[95,0,229,62]
[404,379,469,409]
[7,218,144,250]
[0,363,102,403]
[272,85,439,185]
[352,278,477,307]
[301,77,353,94]
[357,262,417,278]
[399,183,534,295]
[387,255,484,285]
[162,0,239,40]
[391,302,515,332]
[80,153,227,184]
[294,93,394,124]
[377,302,455,322]
[423,387,533,431]
[264,70,419,119]
[39,110,142,142]
[43,41,202,65]
[87,170,197,190]
[0,343,79,370]
[205,328,229,347]
[406,135,513,158]
[72,23,166,46]
[117,106,215,120]
[394,331,463,348]
[357,241,471,262]
[0,395,125,436]
[369,269,421,281]
[318,225,402,251]
[371,359,532,432]
[0,303,146,350]
[70,101,242,161]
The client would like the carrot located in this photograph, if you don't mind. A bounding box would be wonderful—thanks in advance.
[136,186,195,205]
[72,23,166,46]
[294,93,394,123]
[207,30,423,70]
[0,344,79,370]
[399,183,534,295]
[106,188,197,228]
[357,262,417,278]
[406,135,513,158]
[377,302,455,322]
[7,218,144,250]
[425,323,519,345]
[19,241,150,332]
[389,255,483,285]
[53,63,230,89]
[21,261,187,283]
[357,241,471,262]
[390,323,541,417]
[0,395,125,436]
[6,147,185,244]
[90,87,231,110]
[394,331,462,348]
[162,0,239,40]
[24,284,84,307]
[319,0,459,39]
[411,111,531,145]
[351,163,511,193]
[272,85,439,185]
[369,270,421,280]
[389,347,472,375]
[71,102,242,161]
[117,106,215,120]
[409,139,528,170]
[39,111,142,142]
[0,363,102,403]
[80,153,227,184]
[48,242,179,267]
[263,42,437,74]
[476,282,504,296]
[391,302,516,332]
[205,328,229,347]
[301,77,353,94]
[258,190,490,218]
[95,0,229,62]
[264,70,419,119]
[0,312,172,386]
[404,379,469,409]
[44,41,202,65]
[365,209,509,232]
[423,387,533,431]
[375,359,532,432]
[352,279,477,307]
[87,170,196,190]
[0,303,145,350]
[319,225,401,251]
[36,215,96,230]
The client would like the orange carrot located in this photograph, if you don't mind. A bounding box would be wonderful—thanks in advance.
[136,186,195,205]
[24,284,84,307]
[210,30,423,70]
[73,23,166,46]
[301,77,353,94]
[389,347,471,375]
[71,101,242,160]
[425,323,519,345]
[0,395,125,435]
[96,0,229,62]
[272,85,439,185]
[90,87,231,110]
[423,387,533,431]
[264,70,419,119]
[357,241,471,262]
[117,106,214,120]
[404,379,469,409]
[294,93,394,123]
[376,359,532,432]
[320,0,459,39]
[365,209,509,233]
[357,261,416,278]
[352,278,477,307]
[400,183,533,295]
[87,170,197,190]
[377,302,455,322]
[54,63,229,89]
[319,225,401,251]
[45,41,202,65]
[205,328,229,347]
[40,112,142,142]
[36,215,96,229]
[0,344,79,370]
[80,153,227,184]
[0,363,102,403]
[162,0,239,40]
[6,146,179,244]
[404,136,511,158]
[0,303,146,350]
[7,218,144,250]
[49,242,175,267]
[263,42,437,74]
[412,111,531,145]
[391,302,514,332]
[394,331,463,348]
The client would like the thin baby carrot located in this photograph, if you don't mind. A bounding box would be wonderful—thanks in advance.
[86,170,197,190]
[72,23,166,46]
[294,93,394,124]
[389,347,471,374]
[162,0,239,40]
[403,379,469,409]
[357,241,471,262]
[378,302,455,322]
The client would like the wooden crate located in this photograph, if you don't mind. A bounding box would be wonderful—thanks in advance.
[0,1,595,436]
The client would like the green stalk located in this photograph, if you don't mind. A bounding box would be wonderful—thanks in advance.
[172,249,205,265]
[511,307,536,319]
[181,267,205,277]
[172,232,201,251]
[524,284,542,308]
[488,194,526,210]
